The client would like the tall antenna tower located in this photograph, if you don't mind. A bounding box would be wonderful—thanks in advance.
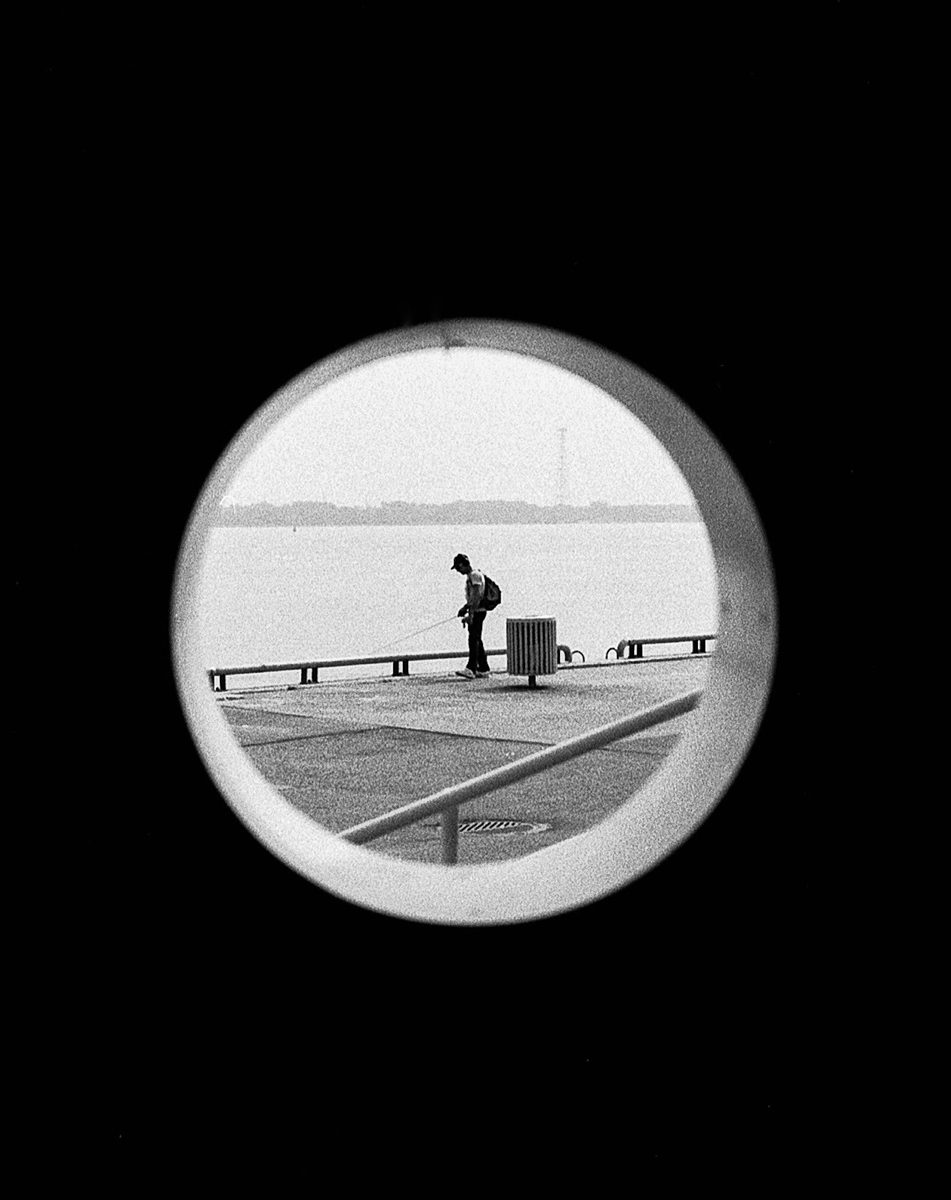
[556,427,569,507]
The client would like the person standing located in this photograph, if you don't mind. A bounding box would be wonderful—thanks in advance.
[451,553,490,678]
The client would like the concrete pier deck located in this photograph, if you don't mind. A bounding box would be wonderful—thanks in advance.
[215,655,712,866]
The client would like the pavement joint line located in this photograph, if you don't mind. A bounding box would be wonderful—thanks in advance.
[233,725,384,749]
[366,722,675,756]
[234,720,675,760]
[370,722,551,748]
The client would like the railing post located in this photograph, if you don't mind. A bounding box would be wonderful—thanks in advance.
[392,660,400,676]
[442,805,459,864]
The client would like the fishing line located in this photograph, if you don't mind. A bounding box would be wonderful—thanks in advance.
[378,614,460,650]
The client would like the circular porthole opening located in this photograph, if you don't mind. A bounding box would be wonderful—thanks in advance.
[172,320,776,926]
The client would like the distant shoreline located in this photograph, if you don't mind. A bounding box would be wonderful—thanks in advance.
[212,519,703,527]
[213,501,702,528]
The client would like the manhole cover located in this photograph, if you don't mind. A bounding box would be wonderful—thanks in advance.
[457,819,550,835]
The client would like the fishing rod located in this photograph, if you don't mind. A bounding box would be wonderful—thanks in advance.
[379,614,461,650]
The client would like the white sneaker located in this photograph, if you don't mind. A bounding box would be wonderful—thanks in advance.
[475,670,490,677]
[455,668,476,678]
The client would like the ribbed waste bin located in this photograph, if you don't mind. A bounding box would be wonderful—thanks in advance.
[506,616,557,687]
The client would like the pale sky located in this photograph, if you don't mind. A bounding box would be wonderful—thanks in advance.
[223,347,695,508]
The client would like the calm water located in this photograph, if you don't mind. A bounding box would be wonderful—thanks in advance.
[197,523,719,684]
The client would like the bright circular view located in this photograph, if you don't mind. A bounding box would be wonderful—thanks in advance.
[172,320,776,925]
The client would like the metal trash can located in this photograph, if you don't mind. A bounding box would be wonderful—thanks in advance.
[506,616,557,687]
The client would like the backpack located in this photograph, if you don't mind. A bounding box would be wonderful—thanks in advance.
[481,573,502,611]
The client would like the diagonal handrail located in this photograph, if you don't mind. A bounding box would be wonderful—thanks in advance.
[339,689,702,860]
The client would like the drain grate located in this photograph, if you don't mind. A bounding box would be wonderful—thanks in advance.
[457,819,548,835]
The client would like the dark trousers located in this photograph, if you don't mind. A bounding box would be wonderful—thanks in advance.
[466,611,489,672]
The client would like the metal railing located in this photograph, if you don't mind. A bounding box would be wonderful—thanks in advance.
[208,633,714,691]
[606,634,717,659]
[208,648,509,691]
[339,689,702,863]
